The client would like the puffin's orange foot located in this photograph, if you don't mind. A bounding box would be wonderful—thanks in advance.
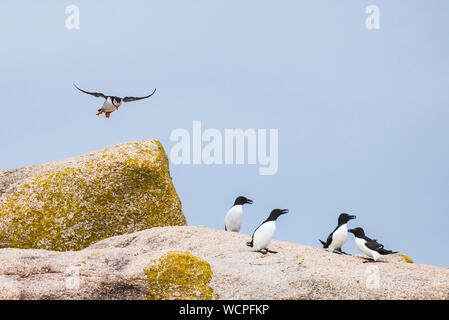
[105,112,111,118]
[96,111,103,116]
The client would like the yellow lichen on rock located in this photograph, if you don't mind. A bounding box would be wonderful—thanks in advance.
[397,254,414,263]
[0,140,186,251]
[144,251,219,300]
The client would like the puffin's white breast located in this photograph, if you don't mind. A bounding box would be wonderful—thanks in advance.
[102,98,119,112]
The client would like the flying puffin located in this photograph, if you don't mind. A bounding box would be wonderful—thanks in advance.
[319,213,356,254]
[247,208,288,254]
[349,227,398,262]
[224,196,253,232]
[74,84,156,118]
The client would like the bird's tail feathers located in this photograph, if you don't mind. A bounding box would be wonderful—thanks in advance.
[380,248,398,255]
[319,239,327,248]
[246,241,253,247]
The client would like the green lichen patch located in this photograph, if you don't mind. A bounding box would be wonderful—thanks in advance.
[144,251,219,300]
[0,140,186,251]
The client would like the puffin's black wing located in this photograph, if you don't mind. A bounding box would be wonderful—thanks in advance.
[122,88,156,102]
[73,84,106,98]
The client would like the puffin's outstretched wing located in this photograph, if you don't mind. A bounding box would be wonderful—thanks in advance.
[123,88,156,102]
[74,84,106,98]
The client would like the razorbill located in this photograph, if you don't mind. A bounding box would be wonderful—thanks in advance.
[224,196,253,232]
[349,227,398,262]
[319,213,356,254]
[74,84,156,118]
[246,208,288,254]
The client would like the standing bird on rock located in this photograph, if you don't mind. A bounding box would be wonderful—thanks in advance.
[319,213,356,254]
[224,196,253,232]
[247,209,288,254]
[349,227,398,262]
[74,84,156,118]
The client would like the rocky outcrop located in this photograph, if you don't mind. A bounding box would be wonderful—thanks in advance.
[0,140,186,251]
[0,226,447,300]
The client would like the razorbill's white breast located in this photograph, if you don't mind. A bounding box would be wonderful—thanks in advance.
[224,196,253,232]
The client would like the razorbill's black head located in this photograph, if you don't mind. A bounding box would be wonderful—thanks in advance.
[246,208,288,254]
[348,227,379,242]
[266,208,289,221]
[348,227,367,239]
[338,213,357,225]
[319,212,356,254]
[74,84,156,118]
[224,196,253,232]
[349,227,398,262]
[234,196,253,206]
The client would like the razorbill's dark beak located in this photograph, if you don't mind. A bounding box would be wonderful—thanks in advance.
[246,199,253,204]
[349,215,356,220]
[281,209,289,215]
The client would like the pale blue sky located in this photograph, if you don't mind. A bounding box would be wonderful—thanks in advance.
[0,1,448,267]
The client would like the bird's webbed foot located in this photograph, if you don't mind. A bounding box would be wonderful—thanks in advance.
[362,258,376,263]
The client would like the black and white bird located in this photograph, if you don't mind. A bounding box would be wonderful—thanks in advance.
[319,213,356,254]
[74,84,156,118]
[224,196,253,232]
[349,227,398,262]
[246,209,288,254]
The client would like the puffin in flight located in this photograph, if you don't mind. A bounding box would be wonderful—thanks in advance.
[74,84,156,118]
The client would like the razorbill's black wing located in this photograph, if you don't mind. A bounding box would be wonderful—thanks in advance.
[320,223,339,248]
[246,225,257,247]
[365,240,397,255]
